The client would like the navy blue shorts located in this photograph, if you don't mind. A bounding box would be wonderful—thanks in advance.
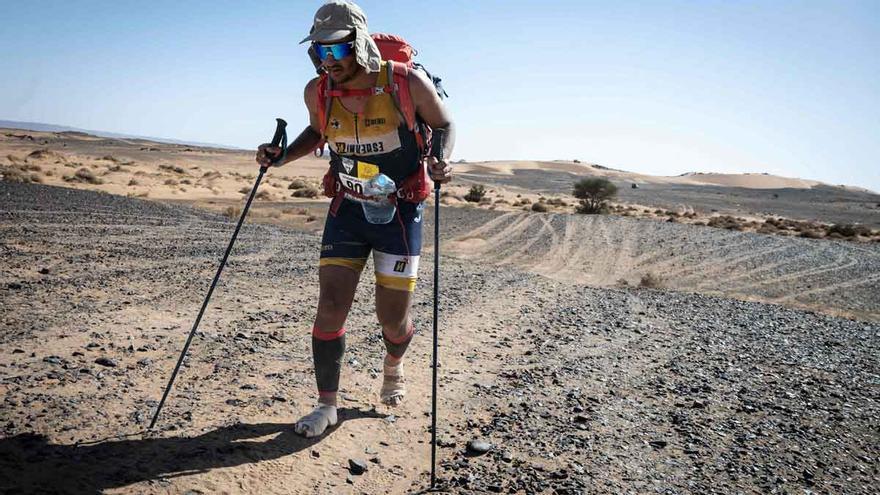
[319,198,424,291]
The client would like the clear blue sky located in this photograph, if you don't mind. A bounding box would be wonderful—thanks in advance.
[2,1,878,190]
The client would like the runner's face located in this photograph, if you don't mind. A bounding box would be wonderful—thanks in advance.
[319,35,359,84]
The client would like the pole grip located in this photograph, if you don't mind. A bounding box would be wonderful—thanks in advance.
[270,118,287,147]
[264,118,288,169]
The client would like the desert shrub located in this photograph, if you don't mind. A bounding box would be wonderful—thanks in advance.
[223,206,241,219]
[159,164,185,174]
[292,187,319,198]
[799,230,823,239]
[545,198,567,207]
[288,179,309,190]
[464,184,487,203]
[494,198,510,205]
[65,168,103,184]
[1,166,31,183]
[180,179,192,185]
[639,272,663,288]
[238,187,251,194]
[531,202,549,212]
[164,178,178,186]
[707,215,744,230]
[255,190,271,200]
[127,178,140,186]
[573,178,618,214]
[826,223,870,237]
[202,171,222,179]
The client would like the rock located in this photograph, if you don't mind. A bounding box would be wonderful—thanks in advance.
[310,450,320,458]
[648,440,668,449]
[501,450,514,462]
[466,439,493,455]
[7,282,22,290]
[137,358,152,366]
[348,458,368,475]
[12,349,24,354]
[43,356,63,365]
[38,268,50,275]
[94,357,117,367]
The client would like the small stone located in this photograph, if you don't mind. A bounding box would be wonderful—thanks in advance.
[466,439,493,455]
[12,349,24,354]
[137,358,152,366]
[38,268,50,275]
[94,357,117,367]
[348,458,368,475]
[501,450,514,462]
[43,356,64,365]
[7,282,22,290]
[310,450,320,458]
[648,440,668,449]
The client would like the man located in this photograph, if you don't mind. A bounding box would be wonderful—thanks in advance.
[256,0,454,438]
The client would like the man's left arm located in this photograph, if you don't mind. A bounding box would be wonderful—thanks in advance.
[408,70,455,183]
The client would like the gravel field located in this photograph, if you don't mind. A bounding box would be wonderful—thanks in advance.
[1,182,878,494]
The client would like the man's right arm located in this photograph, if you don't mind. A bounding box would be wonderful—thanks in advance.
[256,77,324,167]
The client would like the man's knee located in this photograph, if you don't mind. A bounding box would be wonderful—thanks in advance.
[377,311,409,335]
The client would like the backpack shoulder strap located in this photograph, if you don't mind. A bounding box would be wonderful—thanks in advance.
[315,72,332,140]
[387,61,417,132]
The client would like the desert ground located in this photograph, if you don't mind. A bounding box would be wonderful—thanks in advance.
[1,129,879,494]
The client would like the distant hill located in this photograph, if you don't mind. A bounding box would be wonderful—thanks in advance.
[0,120,239,150]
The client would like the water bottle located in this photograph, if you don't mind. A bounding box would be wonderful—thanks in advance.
[361,173,397,224]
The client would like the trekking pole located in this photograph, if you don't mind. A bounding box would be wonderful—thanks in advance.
[429,128,447,489]
[148,118,287,431]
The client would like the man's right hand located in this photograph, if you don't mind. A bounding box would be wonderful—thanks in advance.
[256,143,283,168]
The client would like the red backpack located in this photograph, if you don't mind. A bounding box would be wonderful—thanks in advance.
[316,33,448,204]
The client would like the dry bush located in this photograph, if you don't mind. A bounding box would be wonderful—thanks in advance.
[826,223,871,238]
[494,199,510,205]
[202,171,222,179]
[164,178,179,186]
[531,202,549,212]
[292,187,319,198]
[128,179,140,186]
[464,185,487,203]
[159,164,186,174]
[545,198,567,207]
[799,230,823,239]
[639,272,664,288]
[306,215,317,222]
[65,168,103,184]
[288,178,309,190]
[223,206,241,219]
[238,187,251,194]
[255,190,272,200]
[1,166,34,183]
[707,215,744,230]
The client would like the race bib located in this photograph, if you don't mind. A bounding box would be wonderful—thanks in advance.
[339,160,382,201]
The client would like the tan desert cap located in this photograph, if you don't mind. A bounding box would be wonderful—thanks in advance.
[300,0,381,72]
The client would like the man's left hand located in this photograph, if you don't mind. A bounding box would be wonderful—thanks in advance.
[425,156,452,184]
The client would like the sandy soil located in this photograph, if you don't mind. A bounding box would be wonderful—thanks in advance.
[1,183,878,494]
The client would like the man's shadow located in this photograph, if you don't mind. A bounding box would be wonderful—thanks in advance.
[0,407,383,494]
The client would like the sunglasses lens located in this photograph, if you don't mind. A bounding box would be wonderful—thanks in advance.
[316,42,352,61]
